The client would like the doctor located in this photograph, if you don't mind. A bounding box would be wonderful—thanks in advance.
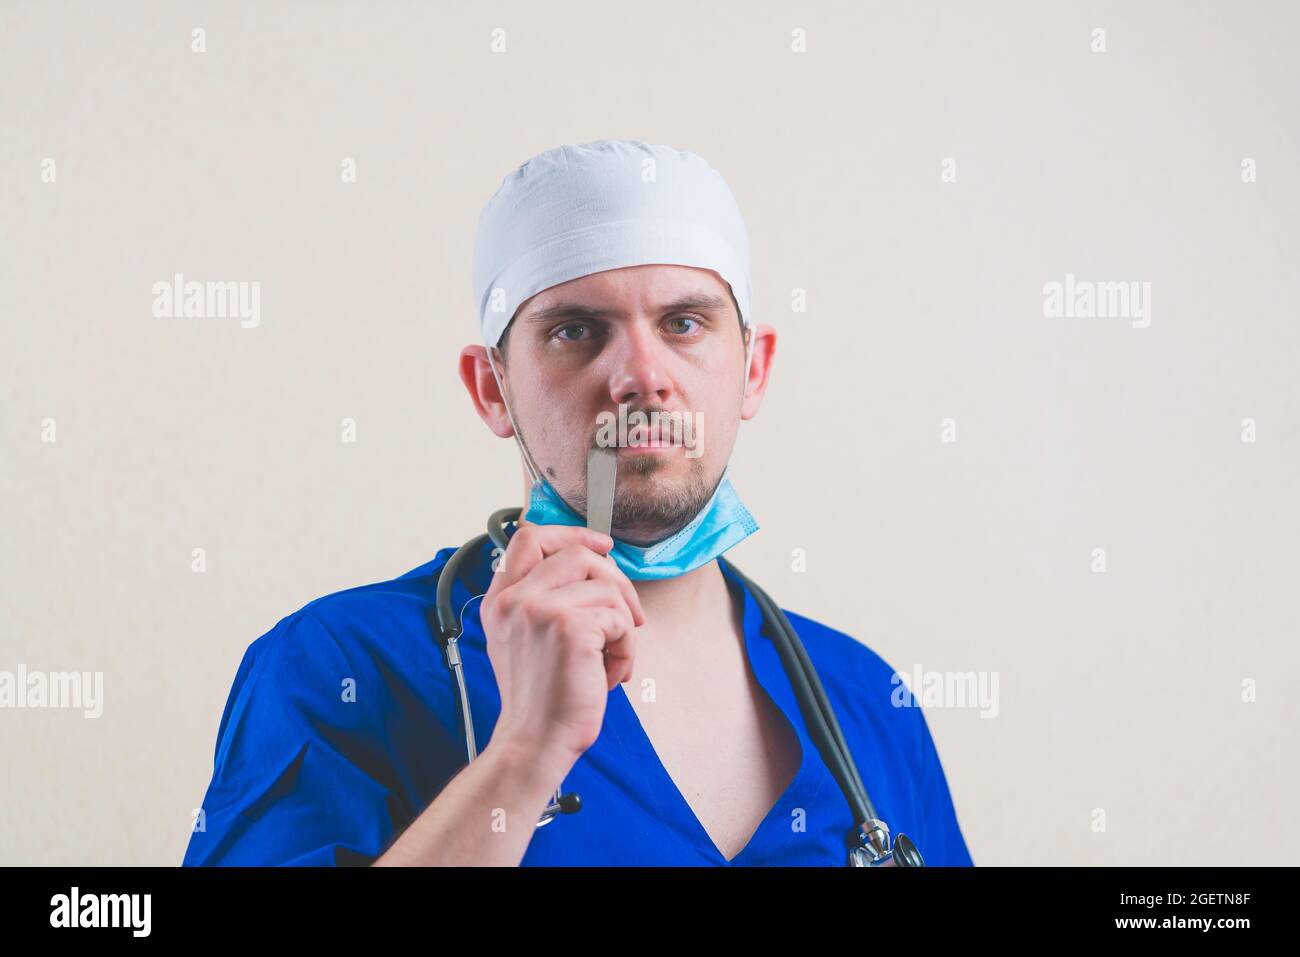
[183,139,973,867]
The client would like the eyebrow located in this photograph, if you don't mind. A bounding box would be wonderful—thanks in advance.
[523,293,732,325]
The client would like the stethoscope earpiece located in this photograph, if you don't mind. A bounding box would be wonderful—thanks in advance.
[536,791,583,827]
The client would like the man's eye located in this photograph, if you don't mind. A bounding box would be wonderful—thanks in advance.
[554,323,591,342]
[666,316,702,334]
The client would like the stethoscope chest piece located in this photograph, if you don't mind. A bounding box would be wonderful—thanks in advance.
[847,822,926,867]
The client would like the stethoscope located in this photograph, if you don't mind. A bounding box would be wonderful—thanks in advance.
[432,506,926,867]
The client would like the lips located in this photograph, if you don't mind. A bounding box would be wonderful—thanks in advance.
[626,428,671,447]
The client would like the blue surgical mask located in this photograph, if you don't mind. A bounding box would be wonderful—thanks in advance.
[522,464,759,580]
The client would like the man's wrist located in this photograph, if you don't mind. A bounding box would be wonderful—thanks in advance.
[481,734,576,802]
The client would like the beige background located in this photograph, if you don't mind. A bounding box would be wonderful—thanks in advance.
[2,0,1296,866]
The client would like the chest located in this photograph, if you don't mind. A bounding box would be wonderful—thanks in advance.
[619,636,803,862]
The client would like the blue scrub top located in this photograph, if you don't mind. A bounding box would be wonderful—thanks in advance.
[183,524,974,867]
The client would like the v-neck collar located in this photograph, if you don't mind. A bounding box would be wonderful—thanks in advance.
[605,555,817,865]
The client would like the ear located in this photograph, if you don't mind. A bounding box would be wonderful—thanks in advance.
[458,345,515,439]
[739,324,776,421]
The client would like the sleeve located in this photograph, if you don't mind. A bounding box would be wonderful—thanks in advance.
[912,707,975,867]
[182,610,409,866]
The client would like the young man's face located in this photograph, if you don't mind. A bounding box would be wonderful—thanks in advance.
[490,263,755,547]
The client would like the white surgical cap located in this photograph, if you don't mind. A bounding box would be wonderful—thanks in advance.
[472,139,753,350]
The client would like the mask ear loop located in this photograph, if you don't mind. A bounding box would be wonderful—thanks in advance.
[741,322,754,403]
[486,343,543,487]
[719,322,755,490]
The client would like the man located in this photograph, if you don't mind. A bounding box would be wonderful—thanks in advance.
[183,139,973,867]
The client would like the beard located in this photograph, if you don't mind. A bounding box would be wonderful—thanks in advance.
[520,427,720,546]
[514,402,721,545]
[600,453,717,544]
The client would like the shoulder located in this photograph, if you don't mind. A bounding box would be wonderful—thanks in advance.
[776,606,929,768]
[781,609,912,714]
[782,607,904,690]
[266,545,462,656]
[219,546,465,721]
[294,545,461,634]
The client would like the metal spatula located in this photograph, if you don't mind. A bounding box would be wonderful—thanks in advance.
[586,445,618,536]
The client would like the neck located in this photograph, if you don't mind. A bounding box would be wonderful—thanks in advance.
[625,560,727,635]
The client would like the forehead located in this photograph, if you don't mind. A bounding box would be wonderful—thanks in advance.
[518,263,734,319]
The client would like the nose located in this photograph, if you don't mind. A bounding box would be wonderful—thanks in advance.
[606,319,673,408]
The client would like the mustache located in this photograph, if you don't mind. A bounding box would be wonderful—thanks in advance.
[586,406,674,446]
